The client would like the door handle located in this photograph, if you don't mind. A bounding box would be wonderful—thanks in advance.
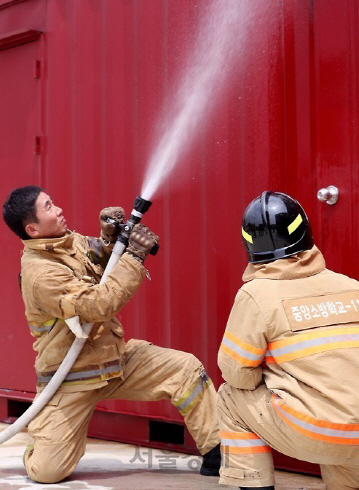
[317,185,339,205]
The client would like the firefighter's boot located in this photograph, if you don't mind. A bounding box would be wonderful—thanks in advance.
[200,442,221,476]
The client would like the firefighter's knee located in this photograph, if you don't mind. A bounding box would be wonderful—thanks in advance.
[26,460,71,484]
[27,466,70,484]
[24,442,77,483]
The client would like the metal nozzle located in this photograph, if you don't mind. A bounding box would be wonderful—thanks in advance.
[114,195,154,248]
[133,195,152,215]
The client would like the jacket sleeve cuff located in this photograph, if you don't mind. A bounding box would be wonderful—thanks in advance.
[122,252,147,277]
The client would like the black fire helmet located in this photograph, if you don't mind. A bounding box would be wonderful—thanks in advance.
[241,191,314,264]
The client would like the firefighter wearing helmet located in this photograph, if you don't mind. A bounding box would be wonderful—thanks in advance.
[217,191,359,490]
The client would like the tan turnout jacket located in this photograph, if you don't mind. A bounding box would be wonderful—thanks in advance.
[218,246,359,444]
[21,231,146,392]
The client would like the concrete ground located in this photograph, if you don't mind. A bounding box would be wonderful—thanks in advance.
[0,423,325,490]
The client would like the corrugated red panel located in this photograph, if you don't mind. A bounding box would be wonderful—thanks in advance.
[0,0,358,469]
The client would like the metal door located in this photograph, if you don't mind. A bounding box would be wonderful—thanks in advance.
[311,0,359,278]
[0,33,42,391]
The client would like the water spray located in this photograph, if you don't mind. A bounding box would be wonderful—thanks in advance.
[0,0,245,445]
[0,195,154,445]
[140,0,245,202]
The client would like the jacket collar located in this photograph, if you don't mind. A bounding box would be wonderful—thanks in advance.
[22,230,76,254]
[242,245,326,282]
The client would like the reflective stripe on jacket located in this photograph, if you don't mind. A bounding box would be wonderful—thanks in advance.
[218,246,359,443]
[21,231,146,392]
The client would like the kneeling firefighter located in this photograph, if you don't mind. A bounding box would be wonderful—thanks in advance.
[217,191,359,490]
[2,186,220,484]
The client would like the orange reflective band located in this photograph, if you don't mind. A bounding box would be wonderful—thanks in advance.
[272,396,359,445]
[220,431,262,439]
[269,326,359,350]
[265,353,275,364]
[220,331,266,367]
[267,326,359,364]
[221,446,272,454]
[224,331,265,355]
[220,430,271,454]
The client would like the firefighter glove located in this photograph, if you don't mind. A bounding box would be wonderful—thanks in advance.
[99,207,125,243]
[127,223,159,263]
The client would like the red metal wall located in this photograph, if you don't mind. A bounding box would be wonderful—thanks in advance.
[0,0,358,464]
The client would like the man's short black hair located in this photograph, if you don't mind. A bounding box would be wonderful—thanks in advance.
[3,186,43,240]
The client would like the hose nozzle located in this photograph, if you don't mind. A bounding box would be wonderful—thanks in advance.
[128,195,152,225]
[133,195,152,215]
[106,196,153,230]
[114,195,158,256]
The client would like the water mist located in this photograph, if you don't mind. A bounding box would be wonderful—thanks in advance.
[141,0,246,201]
[0,0,246,446]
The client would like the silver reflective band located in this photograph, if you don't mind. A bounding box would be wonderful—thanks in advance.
[131,209,143,218]
[29,325,53,333]
[176,371,210,412]
[221,438,268,447]
[273,398,359,438]
[270,333,359,359]
[222,336,263,362]
[37,362,122,383]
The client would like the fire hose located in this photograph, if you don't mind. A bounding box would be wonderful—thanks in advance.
[0,195,155,445]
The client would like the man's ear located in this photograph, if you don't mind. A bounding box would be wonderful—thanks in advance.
[25,223,40,238]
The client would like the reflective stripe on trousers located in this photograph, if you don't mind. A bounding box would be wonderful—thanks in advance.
[37,360,123,385]
[272,395,359,444]
[221,430,272,455]
[173,369,212,415]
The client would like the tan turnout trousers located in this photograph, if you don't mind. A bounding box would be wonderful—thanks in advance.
[218,246,359,489]
[218,383,359,489]
[24,340,220,484]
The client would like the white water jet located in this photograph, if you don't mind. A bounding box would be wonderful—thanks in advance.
[141,0,247,201]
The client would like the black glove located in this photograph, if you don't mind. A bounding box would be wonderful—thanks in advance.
[99,207,125,243]
[126,223,159,263]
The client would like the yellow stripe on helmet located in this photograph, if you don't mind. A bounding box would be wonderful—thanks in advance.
[242,227,253,244]
[288,214,303,235]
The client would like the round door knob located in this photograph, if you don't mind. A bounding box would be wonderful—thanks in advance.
[317,185,339,205]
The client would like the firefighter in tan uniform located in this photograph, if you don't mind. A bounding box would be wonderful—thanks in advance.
[2,186,220,484]
[218,191,359,490]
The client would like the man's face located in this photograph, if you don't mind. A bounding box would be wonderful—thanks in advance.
[26,191,67,239]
